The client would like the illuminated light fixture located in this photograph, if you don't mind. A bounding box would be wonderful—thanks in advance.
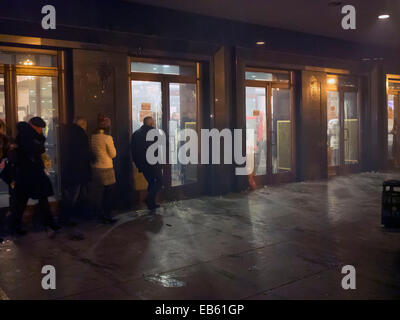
[378,14,390,19]
[256,41,265,45]
[327,78,336,85]
[22,59,34,66]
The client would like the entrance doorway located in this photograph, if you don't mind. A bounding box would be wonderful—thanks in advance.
[130,58,203,200]
[327,75,360,176]
[387,75,400,168]
[0,48,61,200]
[245,68,295,185]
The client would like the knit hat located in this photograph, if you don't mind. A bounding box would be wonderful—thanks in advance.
[29,116,46,128]
[97,113,111,129]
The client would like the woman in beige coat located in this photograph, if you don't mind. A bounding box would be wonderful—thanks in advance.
[91,113,117,224]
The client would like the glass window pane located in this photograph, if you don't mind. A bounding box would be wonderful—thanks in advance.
[388,94,394,160]
[16,75,59,192]
[131,80,162,132]
[344,91,359,165]
[0,74,5,123]
[246,86,266,176]
[245,71,289,83]
[272,88,291,173]
[388,81,400,91]
[169,83,197,187]
[131,62,195,77]
[0,74,7,194]
[131,80,163,191]
[327,91,340,167]
[0,51,57,67]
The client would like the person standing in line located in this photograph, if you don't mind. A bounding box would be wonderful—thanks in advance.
[60,117,93,226]
[0,119,16,242]
[91,113,117,224]
[131,116,163,210]
[9,117,60,235]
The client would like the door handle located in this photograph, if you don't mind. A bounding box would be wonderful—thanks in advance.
[344,128,349,141]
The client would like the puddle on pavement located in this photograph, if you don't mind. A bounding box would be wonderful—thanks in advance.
[145,274,186,288]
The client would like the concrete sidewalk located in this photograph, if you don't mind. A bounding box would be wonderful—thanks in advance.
[0,172,399,300]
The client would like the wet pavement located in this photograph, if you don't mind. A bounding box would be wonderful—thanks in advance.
[0,172,400,300]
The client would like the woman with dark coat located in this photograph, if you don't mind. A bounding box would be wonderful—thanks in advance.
[8,117,60,235]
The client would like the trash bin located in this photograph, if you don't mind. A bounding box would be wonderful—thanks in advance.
[382,180,400,228]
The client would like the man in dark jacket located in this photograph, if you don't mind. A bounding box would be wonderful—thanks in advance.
[131,116,163,210]
[60,117,93,225]
[9,117,60,235]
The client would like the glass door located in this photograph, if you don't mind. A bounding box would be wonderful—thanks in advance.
[0,72,7,194]
[130,59,201,199]
[0,73,5,123]
[343,91,359,168]
[245,86,267,178]
[169,82,198,187]
[0,48,61,198]
[387,77,400,167]
[16,75,59,190]
[271,87,292,175]
[131,80,163,191]
[245,69,294,186]
[327,75,360,176]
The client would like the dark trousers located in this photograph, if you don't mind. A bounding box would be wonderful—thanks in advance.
[61,184,87,223]
[142,166,163,206]
[101,184,114,219]
[9,193,53,231]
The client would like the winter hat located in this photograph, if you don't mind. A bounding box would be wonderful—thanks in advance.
[29,116,46,128]
[97,113,111,129]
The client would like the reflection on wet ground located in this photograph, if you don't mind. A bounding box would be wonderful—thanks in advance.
[0,172,400,300]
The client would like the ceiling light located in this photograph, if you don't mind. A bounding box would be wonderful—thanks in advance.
[22,59,34,66]
[378,14,390,20]
[327,78,336,85]
[256,41,265,45]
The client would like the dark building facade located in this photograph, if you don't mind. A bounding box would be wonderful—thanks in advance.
[0,0,398,209]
